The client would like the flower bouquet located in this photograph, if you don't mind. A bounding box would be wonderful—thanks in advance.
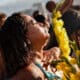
[51,0,80,80]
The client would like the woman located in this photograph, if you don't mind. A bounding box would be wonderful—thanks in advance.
[62,6,80,49]
[0,13,61,80]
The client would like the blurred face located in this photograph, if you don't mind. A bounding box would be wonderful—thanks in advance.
[24,15,50,49]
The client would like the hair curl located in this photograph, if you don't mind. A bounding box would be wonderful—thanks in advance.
[0,12,34,78]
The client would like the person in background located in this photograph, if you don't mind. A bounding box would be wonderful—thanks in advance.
[45,0,79,46]
[0,12,61,80]
[0,13,7,79]
[0,13,6,28]
[62,5,80,49]
[45,0,80,55]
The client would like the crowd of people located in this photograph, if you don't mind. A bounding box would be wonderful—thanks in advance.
[0,0,80,80]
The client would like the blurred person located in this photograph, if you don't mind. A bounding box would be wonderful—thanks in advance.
[0,12,61,80]
[62,5,80,49]
[46,0,78,49]
[0,13,7,79]
[0,13,6,28]
[46,0,73,15]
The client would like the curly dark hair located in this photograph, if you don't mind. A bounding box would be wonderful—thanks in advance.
[0,12,34,78]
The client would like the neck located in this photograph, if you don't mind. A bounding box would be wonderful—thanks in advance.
[32,45,44,60]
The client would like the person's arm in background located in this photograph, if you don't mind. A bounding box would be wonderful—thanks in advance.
[46,0,73,15]
[59,0,73,14]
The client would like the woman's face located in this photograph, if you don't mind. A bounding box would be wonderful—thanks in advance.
[24,15,50,48]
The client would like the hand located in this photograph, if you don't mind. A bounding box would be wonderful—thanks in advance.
[43,47,61,62]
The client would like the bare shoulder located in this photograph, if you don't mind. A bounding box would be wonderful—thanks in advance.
[11,63,45,80]
[25,63,45,80]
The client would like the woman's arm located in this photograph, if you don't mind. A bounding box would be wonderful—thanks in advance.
[11,63,44,80]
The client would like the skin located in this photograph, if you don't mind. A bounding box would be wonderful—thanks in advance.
[26,15,50,52]
[46,0,73,15]
[10,14,50,80]
[0,14,61,80]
